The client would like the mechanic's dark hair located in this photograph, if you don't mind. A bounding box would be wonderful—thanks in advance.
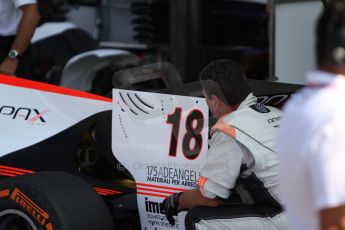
[317,0,345,66]
[199,59,252,106]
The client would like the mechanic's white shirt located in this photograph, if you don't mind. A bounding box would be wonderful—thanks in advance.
[277,71,345,230]
[199,94,282,206]
[0,0,36,36]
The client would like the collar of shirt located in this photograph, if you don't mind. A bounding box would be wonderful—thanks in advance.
[306,70,345,88]
[210,93,257,135]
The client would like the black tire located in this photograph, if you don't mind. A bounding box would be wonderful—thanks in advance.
[0,172,114,230]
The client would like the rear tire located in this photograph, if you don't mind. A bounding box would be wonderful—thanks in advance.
[0,172,114,230]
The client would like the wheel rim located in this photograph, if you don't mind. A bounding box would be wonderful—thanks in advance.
[0,209,37,230]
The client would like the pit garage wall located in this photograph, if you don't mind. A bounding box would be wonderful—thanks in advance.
[274,0,323,84]
[69,0,322,85]
[68,6,98,38]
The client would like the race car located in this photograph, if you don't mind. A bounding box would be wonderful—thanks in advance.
[0,63,301,230]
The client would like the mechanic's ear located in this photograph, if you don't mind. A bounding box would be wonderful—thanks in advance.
[205,94,216,112]
[211,95,222,110]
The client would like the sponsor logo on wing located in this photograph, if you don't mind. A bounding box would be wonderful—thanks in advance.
[0,105,49,125]
[138,182,187,215]
[145,197,166,214]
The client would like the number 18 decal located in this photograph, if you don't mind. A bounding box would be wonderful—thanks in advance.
[167,108,204,160]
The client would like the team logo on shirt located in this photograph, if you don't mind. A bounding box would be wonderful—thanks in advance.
[249,104,270,113]
[267,116,281,128]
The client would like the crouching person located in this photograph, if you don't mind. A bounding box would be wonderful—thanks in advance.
[163,60,289,230]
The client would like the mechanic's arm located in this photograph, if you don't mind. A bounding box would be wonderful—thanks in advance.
[319,205,345,230]
[178,188,221,210]
[163,131,243,226]
[0,3,40,75]
[177,131,243,210]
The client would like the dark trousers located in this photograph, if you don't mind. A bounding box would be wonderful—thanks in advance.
[0,36,34,79]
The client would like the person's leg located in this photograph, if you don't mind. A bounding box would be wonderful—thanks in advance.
[0,36,14,67]
[185,204,289,230]
[0,36,34,79]
[16,44,34,79]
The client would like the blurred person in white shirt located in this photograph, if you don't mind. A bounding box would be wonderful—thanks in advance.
[0,0,40,78]
[277,1,345,229]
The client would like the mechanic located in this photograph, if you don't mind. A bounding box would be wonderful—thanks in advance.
[0,0,40,78]
[277,1,345,229]
[163,59,289,229]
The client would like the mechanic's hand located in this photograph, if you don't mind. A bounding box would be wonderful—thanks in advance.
[0,58,18,76]
[162,192,183,226]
